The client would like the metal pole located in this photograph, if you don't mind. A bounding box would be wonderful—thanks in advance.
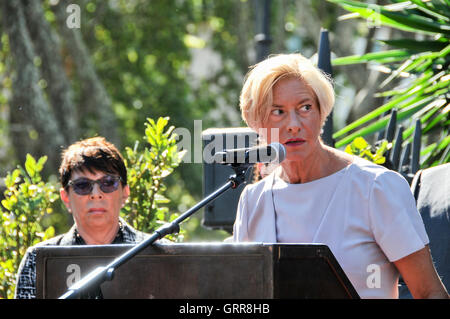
[255,0,272,62]
[318,28,334,147]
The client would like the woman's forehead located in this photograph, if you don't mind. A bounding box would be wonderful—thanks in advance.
[70,168,109,180]
[273,77,314,97]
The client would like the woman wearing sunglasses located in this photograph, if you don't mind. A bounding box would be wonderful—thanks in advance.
[15,137,148,299]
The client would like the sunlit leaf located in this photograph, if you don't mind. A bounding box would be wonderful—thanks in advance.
[24,154,37,178]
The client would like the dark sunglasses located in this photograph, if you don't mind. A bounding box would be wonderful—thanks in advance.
[67,175,122,195]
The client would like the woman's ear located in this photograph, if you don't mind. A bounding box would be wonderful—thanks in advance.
[60,188,72,213]
[122,185,130,207]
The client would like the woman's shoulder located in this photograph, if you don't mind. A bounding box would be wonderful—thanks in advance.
[243,173,273,197]
[351,155,387,173]
[349,155,408,186]
[31,231,71,248]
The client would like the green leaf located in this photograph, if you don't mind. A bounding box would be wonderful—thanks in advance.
[437,135,450,151]
[408,0,450,22]
[423,109,450,134]
[154,193,170,204]
[43,226,55,240]
[374,156,386,165]
[35,156,47,173]
[156,117,169,136]
[4,169,21,189]
[421,143,437,156]
[145,129,156,146]
[329,0,450,35]
[353,137,369,150]
[24,154,37,178]
[332,49,413,66]
[377,38,448,53]
[381,11,450,35]
[1,199,11,211]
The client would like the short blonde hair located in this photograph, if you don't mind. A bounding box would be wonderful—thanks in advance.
[239,53,335,130]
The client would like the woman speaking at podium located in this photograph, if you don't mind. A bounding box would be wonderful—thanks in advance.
[233,53,448,299]
[15,137,148,299]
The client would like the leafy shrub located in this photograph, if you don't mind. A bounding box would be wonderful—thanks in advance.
[344,136,389,165]
[0,155,59,299]
[121,117,186,240]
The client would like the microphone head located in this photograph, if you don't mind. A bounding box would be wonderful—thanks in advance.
[212,142,286,165]
[268,142,286,164]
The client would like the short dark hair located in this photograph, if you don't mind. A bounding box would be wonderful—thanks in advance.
[59,137,127,190]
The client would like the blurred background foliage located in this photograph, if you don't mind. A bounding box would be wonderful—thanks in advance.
[0,0,448,258]
[330,0,450,168]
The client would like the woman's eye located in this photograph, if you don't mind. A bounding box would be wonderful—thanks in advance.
[102,180,115,187]
[301,104,312,111]
[74,181,91,189]
[271,109,283,115]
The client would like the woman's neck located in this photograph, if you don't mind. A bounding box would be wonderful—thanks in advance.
[76,222,119,245]
[278,144,353,184]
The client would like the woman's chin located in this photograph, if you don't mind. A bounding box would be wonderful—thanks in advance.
[284,147,309,162]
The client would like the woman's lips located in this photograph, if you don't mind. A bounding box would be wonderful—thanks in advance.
[284,139,305,147]
[88,208,107,214]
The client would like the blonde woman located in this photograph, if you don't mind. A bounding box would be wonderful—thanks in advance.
[233,53,448,299]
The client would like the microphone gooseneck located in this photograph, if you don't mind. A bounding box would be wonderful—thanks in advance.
[214,142,286,165]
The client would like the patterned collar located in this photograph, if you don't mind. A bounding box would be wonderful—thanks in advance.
[73,220,126,245]
[61,218,139,245]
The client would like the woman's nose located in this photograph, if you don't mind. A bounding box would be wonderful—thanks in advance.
[286,111,301,133]
[89,183,103,199]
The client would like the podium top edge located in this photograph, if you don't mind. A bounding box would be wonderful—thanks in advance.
[33,242,329,250]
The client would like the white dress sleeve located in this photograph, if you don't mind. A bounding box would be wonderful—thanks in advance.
[368,170,429,262]
[233,185,249,242]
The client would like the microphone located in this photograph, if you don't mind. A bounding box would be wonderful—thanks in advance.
[214,142,286,165]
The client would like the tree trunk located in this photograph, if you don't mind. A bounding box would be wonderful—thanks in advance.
[2,0,65,173]
[51,1,120,147]
[235,0,252,72]
[22,0,79,145]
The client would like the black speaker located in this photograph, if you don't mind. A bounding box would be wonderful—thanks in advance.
[201,128,258,232]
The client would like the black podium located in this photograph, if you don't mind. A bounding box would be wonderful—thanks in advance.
[35,243,359,299]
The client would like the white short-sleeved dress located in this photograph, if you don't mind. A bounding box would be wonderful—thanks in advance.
[233,156,429,298]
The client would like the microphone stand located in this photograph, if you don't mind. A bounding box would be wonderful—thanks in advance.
[59,163,253,299]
